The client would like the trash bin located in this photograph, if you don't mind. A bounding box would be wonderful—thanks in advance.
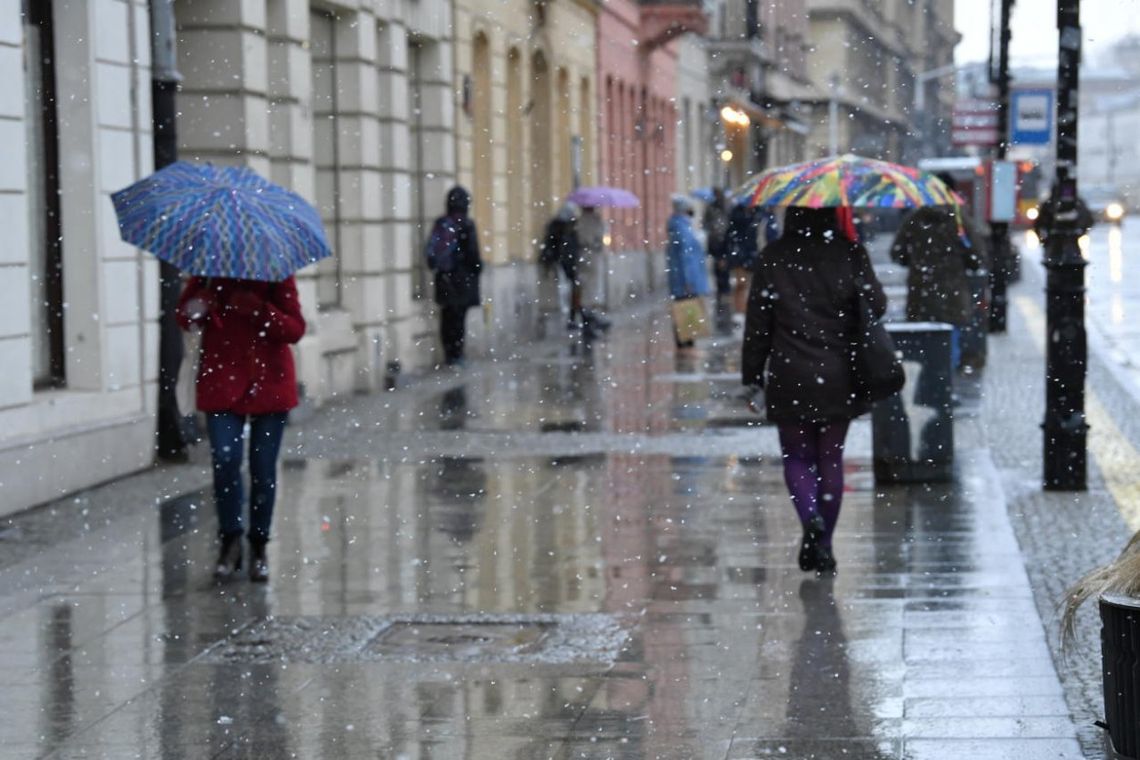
[871,322,954,483]
[1100,594,1140,760]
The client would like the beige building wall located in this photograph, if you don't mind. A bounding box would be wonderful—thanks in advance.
[0,0,159,517]
[175,0,456,399]
[452,0,598,338]
[675,36,716,194]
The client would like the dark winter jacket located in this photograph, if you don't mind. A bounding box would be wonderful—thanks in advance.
[890,206,983,325]
[176,276,306,415]
[742,208,887,424]
[725,203,760,268]
[432,213,482,308]
[543,217,580,278]
[702,200,730,258]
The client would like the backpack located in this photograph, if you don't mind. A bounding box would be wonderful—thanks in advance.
[425,217,461,272]
[540,220,565,266]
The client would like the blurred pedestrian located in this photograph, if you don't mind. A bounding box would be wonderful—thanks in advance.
[426,186,482,366]
[667,195,711,348]
[726,203,779,321]
[742,208,886,575]
[176,275,306,582]
[1033,181,1094,245]
[575,205,612,333]
[541,202,584,331]
[890,205,983,370]
[703,188,732,312]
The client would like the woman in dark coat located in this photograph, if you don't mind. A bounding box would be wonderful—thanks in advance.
[890,206,983,368]
[431,186,482,366]
[176,276,306,581]
[742,208,887,575]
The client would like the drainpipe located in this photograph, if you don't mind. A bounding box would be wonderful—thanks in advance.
[149,0,187,460]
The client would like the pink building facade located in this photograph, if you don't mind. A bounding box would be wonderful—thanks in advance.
[596,0,706,253]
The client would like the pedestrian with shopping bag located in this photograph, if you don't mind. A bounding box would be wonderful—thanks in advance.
[426,186,483,366]
[666,195,711,348]
[742,208,888,575]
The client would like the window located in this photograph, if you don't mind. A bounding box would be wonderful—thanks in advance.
[22,0,64,387]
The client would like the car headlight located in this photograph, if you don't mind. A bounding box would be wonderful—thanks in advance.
[1026,206,1039,221]
[1107,202,1125,220]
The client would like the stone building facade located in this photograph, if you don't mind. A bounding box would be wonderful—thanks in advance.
[175,0,456,401]
[452,0,598,340]
[802,0,956,161]
[1,0,159,516]
[675,35,717,196]
[596,0,705,300]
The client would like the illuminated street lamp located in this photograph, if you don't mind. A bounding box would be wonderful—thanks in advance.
[720,105,751,127]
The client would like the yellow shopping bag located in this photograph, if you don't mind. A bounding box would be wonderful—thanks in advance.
[671,297,711,343]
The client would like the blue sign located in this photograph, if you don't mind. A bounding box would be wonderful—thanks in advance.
[1011,89,1053,145]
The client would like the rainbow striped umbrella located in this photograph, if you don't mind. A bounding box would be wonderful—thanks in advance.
[112,161,332,282]
[739,154,958,209]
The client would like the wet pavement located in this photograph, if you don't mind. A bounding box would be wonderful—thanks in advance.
[0,254,1093,759]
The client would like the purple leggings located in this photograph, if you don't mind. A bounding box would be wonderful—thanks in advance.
[777,421,850,547]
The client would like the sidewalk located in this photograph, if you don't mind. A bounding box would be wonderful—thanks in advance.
[0,247,1110,759]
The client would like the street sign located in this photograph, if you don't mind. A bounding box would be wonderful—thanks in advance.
[989,160,1017,222]
[952,99,1000,147]
[1011,89,1053,145]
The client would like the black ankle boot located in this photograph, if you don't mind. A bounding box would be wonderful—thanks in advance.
[214,534,243,580]
[798,514,826,572]
[816,545,838,576]
[249,539,269,583]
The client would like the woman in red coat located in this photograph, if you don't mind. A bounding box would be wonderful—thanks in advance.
[177,276,306,581]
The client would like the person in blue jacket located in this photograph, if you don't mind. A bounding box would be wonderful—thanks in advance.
[666,195,711,347]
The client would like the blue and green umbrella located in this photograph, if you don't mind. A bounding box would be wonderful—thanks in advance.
[111,161,332,282]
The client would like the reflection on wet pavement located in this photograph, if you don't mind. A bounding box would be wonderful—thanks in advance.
[0,307,1081,759]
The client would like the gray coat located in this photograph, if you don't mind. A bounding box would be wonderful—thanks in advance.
[743,209,887,424]
[890,207,983,326]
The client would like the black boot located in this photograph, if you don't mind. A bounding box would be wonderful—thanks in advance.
[815,545,838,576]
[249,539,269,583]
[214,533,243,580]
[798,514,826,572]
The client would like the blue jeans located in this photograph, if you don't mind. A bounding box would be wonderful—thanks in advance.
[206,412,288,543]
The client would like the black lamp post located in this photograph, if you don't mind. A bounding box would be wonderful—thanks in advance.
[150,0,187,461]
[1042,0,1087,491]
[988,0,1014,333]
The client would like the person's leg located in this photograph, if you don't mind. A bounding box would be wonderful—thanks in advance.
[570,281,583,323]
[815,420,851,547]
[247,412,289,545]
[440,305,466,364]
[733,269,751,314]
[779,422,830,571]
[950,326,962,370]
[205,412,246,538]
[777,423,822,526]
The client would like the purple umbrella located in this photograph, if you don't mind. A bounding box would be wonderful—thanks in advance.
[567,186,640,208]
